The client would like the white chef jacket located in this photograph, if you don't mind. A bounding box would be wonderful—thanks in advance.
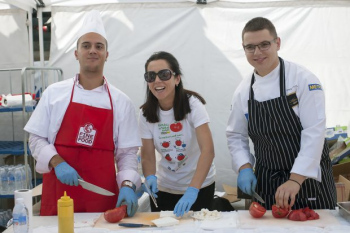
[24,75,142,188]
[226,60,326,182]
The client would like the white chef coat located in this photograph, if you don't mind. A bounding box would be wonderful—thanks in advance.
[24,75,142,188]
[226,60,326,182]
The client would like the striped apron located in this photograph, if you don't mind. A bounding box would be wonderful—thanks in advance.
[248,57,336,210]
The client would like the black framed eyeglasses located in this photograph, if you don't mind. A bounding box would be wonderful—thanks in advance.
[243,38,277,53]
[144,69,176,83]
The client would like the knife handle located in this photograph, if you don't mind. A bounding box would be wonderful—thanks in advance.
[119,223,145,227]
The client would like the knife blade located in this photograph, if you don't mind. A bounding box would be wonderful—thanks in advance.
[252,191,265,203]
[143,181,158,208]
[78,179,115,196]
[119,223,156,228]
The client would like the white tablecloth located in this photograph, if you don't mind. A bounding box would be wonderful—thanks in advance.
[3,210,350,233]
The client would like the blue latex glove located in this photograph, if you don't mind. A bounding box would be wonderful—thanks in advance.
[135,184,145,199]
[237,168,257,196]
[117,186,138,217]
[144,175,158,198]
[54,162,80,186]
[173,187,199,217]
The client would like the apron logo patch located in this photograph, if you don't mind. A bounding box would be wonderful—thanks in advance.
[287,92,299,108]
[308,84,322,91]
[76,123,96,146]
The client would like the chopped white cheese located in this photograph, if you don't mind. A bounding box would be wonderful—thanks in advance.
[193,208,221,220]
[151,217,179,227]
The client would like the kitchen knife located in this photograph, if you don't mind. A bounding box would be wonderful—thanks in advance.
[144,181,158,208]
[118,223,156,228]
[252,191,265,203]
[78,179,115,196]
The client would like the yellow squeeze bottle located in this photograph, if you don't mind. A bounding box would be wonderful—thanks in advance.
[58,191,74,233]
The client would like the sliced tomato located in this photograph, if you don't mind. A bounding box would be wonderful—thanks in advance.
[249,202,266,218]
[271,204,289,218]
[104,205,127,223]
[288,209,307,221]
[302,207,319,220]
[121,205,128,218]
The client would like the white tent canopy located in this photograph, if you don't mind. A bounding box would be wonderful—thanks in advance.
[1,0,350,190]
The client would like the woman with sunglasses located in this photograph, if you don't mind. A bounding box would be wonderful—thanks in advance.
[139,51,216,217]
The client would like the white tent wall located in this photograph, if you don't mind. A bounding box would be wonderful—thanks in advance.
[0,7,31,143]
[48,1,350,191]
[0,8,29,69]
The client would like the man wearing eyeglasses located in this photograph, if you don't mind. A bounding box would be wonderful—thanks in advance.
[24,10,142,216]
[226,17,336,210]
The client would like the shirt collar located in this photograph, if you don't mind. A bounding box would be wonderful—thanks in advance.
[74,74,108,92]
[254,63,281,80]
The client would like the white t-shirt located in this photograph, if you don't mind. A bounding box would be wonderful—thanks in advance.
[139,96,216,192]
[226,60,325,182]
[24,76,142,187]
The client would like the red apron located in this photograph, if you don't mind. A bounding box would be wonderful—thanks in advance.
[40,77,119,216]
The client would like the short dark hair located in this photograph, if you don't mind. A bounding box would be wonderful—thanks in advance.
[242,17,277,41]
[141,51,206,123]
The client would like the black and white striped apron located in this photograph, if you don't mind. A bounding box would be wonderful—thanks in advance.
[248,57,336,210]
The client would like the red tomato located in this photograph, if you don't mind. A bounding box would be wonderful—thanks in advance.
[302,207,319,220]
[271,204,289,218]
[104,205,127,223]
[288,209,307,221]
[249,202,266,218]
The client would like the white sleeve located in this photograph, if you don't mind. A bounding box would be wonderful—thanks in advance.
[189,97,209,128]
[291,72,325,181]
[28,133,58,174]
[138,109,153,139]
[24,88,51,138]
[115,98,142,148]
[226,88,254,173]
[115,146,142,189]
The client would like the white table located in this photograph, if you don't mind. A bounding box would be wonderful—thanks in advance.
[3,210,350,233]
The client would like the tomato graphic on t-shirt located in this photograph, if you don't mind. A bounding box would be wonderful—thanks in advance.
[177,153,185,161]
[165,154,172,161]
[170,122,182,132]
[161,141,170,148]
[175,139,182,146]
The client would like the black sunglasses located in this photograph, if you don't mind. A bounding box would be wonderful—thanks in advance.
[144,69,176,83]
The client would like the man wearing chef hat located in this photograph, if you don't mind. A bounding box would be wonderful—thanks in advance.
[24,10,142,216]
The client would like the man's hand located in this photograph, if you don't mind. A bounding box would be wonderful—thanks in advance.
[173,187,199,217]
[237,167,257,196]
[54,162,80,186]
[275,175,304,209]
[144,175,158,198]
[117,187,138,217]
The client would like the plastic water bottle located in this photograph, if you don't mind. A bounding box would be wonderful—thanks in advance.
[0,167,8,195]
[13,198,29,233]
[14,167,23,191]
[7,167,15,194]
[25,165,33,189]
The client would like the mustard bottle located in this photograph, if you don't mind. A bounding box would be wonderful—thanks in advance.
[58,191,74,233]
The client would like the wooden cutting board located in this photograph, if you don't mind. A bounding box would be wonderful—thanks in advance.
[94,212,194,230]
[238,210,342,228]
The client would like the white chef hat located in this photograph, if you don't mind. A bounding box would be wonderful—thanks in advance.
[76,10,107,42]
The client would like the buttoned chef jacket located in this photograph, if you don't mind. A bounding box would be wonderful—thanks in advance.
[226,60,326,182]
[24,76,142,188]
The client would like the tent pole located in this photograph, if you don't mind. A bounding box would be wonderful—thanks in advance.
[28,8,34,66]
[37,7,45,67]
